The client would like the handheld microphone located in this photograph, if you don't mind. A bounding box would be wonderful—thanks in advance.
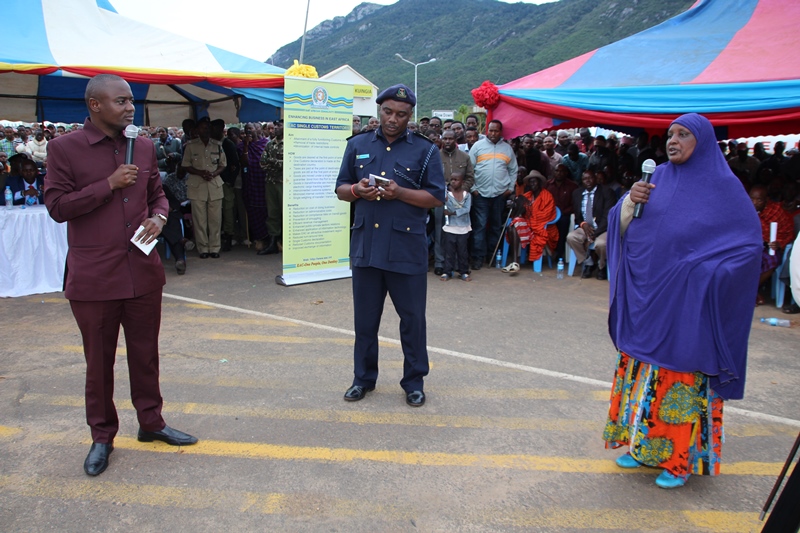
[633,159,657,219]
[124,124,138,165]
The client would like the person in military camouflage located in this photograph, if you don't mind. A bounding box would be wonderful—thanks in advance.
[258,119,283,255]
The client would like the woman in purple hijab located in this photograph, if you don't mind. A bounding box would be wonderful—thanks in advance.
[602,113,762,489]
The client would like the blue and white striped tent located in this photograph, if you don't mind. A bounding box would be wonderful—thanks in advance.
[0,0,286,125]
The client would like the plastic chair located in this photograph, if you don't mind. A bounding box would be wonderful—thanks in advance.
[501,207,560,272]
[771,243,793,308]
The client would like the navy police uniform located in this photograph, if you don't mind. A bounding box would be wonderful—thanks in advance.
[335,86,446,394]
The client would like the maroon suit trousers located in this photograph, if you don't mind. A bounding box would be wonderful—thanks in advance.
[70,289,166,443]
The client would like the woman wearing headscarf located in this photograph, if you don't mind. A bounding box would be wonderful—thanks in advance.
[602,113,762,489]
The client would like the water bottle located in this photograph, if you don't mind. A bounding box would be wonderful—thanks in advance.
[4,186,12,209]
[557,258,565,279]
[495,250,502,269]
[760,317,791,328]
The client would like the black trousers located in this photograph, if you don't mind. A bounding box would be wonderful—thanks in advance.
[351,267,429,392]
[161,209,185,260]
[443,231,469,275]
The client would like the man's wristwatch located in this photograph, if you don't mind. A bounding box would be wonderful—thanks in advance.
[153,213,167,224]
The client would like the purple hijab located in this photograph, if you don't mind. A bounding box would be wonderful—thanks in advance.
[607,113,762,400]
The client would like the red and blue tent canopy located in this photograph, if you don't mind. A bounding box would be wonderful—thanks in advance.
[0,0,286,125]
[479,0,800,139]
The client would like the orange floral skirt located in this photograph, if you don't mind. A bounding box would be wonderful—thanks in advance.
[603,351,724,478]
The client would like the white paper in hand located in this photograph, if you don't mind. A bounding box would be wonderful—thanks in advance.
[130,225,157,255]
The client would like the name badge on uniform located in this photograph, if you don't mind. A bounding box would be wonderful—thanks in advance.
[356,154,370,159]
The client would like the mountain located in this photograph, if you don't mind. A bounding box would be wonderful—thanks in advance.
[271,0,695,116]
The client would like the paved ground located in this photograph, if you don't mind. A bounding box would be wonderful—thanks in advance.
[1,245,798,532]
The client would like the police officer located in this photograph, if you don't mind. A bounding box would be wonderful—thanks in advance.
[335,84,446,407]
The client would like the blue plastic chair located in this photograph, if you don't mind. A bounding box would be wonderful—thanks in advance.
[771,243,793,308]
[501,207,561,272]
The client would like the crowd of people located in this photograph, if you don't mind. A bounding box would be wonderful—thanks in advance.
[381,114,800,313]
[2,110,798,308]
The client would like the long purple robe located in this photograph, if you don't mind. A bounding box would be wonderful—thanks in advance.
[607,113,762,400]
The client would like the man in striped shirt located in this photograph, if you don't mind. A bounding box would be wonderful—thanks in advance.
[468,119,517,270]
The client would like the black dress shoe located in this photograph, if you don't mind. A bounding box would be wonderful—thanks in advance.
[84,442,113,476]
[137,425,198,446]
[471,261,482,271]
[343,385,374,402]
[220,235,232,252]
[580,263,595,279]
[209,253,220,258]
[596,268,608,280]
[199,253,209,259]
[406,390,426,407]
[434,267,444,276]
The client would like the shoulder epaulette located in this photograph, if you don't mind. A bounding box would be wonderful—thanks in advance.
[412,130,434,144]
[346,129,372,141]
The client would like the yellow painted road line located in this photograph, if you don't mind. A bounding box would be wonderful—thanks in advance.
[22,393,600,432]
[162,293,800,429]
[0,474,411,519]
[160,376,602,401]
[94,437,782,476]
[23,394,797,438]
[494,508,762,533]
[0,426,22,438]
[0,474,760,531]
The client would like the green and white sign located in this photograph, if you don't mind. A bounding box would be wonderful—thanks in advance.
[278,77,353,286]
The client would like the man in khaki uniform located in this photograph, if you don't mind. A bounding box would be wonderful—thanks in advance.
[181,118,226,258]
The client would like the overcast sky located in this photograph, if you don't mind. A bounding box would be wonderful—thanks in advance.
[110,0,558,64]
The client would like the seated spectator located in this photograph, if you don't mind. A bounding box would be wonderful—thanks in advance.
[0,151,9,174]
[501,195,531,274]
[562,143,589,183]
[750,185,794,305]
[7,158,45,205]
[501,173,558,273]
[567,170,616,280]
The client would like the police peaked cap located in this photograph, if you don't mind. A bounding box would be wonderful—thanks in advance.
[376,84,416,106]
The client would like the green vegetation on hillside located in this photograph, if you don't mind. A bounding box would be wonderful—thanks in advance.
[272,0,694,115]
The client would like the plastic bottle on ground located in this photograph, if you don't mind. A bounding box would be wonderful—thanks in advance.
[557,258,565,279]
[760,317,791,328]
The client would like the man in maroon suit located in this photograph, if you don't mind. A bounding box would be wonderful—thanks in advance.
[45,74,197,477]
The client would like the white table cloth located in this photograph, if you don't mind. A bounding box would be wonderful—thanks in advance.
[0,205,68,297]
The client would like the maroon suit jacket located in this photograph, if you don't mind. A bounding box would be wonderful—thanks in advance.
[45,118,168,301]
